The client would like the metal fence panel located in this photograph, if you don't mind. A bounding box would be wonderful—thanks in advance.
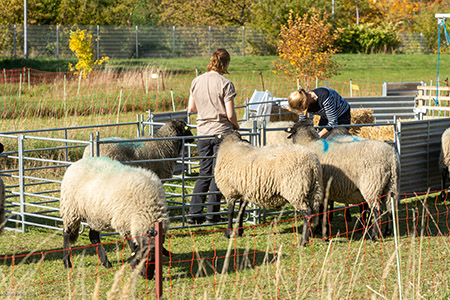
[347,96,416,123]
[0,25,267,59]
[398,118,450,194]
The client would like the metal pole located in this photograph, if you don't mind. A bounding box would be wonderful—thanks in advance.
[97,25,100,60]
[172,26,176,58]
[242,26,245,57]
[56,25,60,60]
[208,26,211,54]
[14,24,17,59]
[135,25,139,59]
[24,0,28,59]
[18,135,25,232]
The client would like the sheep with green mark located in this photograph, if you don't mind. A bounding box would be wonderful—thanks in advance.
[83,120,193,179]
[60,157,170,279]
[286,119,399,240]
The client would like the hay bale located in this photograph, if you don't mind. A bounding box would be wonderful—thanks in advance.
[269,105,299,122]
[313,108,374,135]
[358,126,394,142]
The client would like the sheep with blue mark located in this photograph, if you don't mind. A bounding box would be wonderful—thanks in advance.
[214,133,324,245]
[82,120,193,179]
[439,127,450,200]
[286,119,399,240]
[60,157,170,279]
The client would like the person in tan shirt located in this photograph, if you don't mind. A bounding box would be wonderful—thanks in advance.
[187,48,239,224]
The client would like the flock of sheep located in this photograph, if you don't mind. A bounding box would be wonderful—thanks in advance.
[1,120,450,280]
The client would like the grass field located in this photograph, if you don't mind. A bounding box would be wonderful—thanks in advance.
[1,54,450,299]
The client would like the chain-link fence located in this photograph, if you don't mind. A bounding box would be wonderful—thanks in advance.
[0,25,268,59]
[0,24,431,59]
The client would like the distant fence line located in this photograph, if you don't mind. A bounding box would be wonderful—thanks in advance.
[0,24,429,59]
[0,25,268,59]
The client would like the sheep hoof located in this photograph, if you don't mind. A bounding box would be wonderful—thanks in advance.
[63,260,72,269]
[224,230,232,239]
[238,229,244,237]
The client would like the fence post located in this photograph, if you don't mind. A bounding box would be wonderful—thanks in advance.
[390,193,403,300]
[14,24,17,60]
[242,26,245,57]
[172,26,176,58]
[96,25,100,61]
[154,221,163,300]
[56,25,59,61]
[18,135,25,233]
[135,25,139,59]
[208,26,211,54]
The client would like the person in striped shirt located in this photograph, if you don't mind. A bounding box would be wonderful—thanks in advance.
[288,87,351,138]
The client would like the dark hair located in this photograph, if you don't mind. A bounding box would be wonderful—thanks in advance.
[206,48,230,75]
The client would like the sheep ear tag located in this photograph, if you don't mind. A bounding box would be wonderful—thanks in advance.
[184,126,189,130]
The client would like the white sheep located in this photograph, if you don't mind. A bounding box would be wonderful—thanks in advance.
[83,120,193,179]
[60,157,170,279]
[214,134,323,245]
[286,119,399,240]
[439,127,450,200]
[239,120,294,145]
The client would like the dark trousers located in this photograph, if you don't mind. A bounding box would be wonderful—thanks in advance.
[189,138,222,219]
[318,107,351,128]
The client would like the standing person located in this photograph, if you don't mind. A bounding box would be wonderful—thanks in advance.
[187,48,239,225]
[288,87,351,138]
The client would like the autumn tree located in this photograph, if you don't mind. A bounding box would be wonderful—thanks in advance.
[275,9,340,89]
[158,0,254,26]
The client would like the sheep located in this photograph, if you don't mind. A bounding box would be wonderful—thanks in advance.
[83,120,194,179]
[239,120,294,145]
[214,133,324,245]
[439,127,450,200]
[60,157,170,279]
[286,119,399,240]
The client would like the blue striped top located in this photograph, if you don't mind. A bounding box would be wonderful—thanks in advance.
[298,87,350,128]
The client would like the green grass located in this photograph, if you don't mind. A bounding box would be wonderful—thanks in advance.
[1,195,450,299]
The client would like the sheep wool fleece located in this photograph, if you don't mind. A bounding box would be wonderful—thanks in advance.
[60,157,169,241]
[214,135,323,215]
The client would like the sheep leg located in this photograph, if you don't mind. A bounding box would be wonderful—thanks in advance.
[440,168,449,201]
[369,205,382,241]
[63,231,72,269]
[236,200,247,237]
[126,239,139,267]
[224,200,236,238]
[300,208,313,246]
[89,229,112,268]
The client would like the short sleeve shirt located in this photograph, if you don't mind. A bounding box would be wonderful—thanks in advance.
[189,71,237,136]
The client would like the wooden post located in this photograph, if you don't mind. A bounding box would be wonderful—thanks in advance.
[155,222,163,300]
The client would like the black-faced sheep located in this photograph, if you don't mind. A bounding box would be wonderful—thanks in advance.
[439,127,450,200]
[82,120,194,179]
[286,119,399,240]
[60,157,170,279]
[239,120,294,146]
[214,134,323,245]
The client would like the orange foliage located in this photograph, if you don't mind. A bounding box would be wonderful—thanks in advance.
[275,9,340,89]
